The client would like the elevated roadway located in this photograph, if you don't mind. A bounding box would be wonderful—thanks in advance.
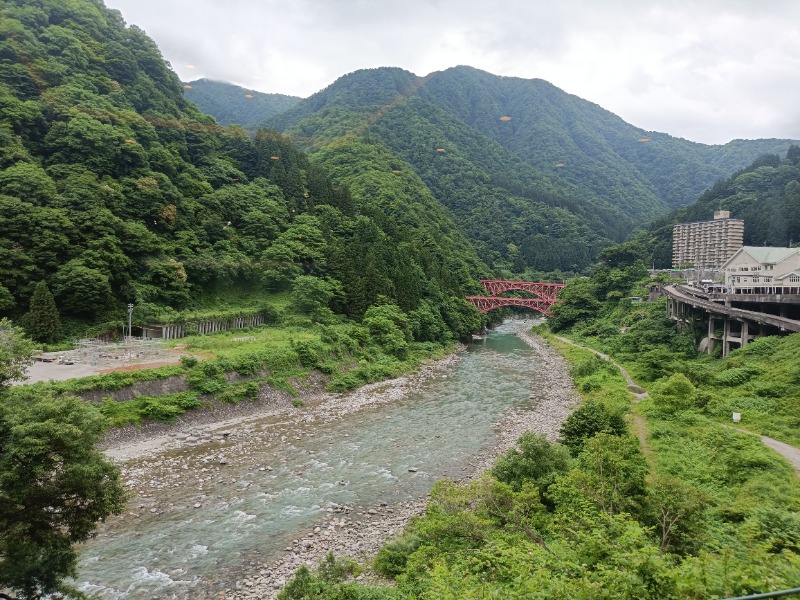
[662,284,800,356]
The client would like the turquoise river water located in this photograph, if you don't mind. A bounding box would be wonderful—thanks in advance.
[77,320,543,598]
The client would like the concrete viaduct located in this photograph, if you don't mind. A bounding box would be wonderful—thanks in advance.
[663,284,800,357]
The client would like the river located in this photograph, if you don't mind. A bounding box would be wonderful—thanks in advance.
[77,320,566,598]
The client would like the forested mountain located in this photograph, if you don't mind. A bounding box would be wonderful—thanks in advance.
[640,147,800,266]
[253,66,795,272]
[182,78,300,128]
[0,0,486,339]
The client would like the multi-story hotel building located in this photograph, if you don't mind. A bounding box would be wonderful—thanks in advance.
[672,211,744,269]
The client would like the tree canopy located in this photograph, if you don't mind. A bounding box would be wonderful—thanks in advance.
[0,0,488,341]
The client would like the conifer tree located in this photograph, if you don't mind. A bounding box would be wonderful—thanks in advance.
[25,280,62,344]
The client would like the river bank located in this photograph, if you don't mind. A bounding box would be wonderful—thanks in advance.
[101,351,463,462]
[81,323,579,599]
[224,327,580,599]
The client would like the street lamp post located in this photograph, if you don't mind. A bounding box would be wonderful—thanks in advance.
[127,303,134,340]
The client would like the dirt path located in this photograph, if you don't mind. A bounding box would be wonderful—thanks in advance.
[552,336,648,399]
[760,436,800,475]
[553,336,800,476]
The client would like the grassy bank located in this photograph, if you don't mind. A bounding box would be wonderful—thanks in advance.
[276,329,800,599]
[11,320,456,430]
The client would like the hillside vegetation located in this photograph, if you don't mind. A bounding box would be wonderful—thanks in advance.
[183,78,301,128]
[251,65,796,272]
[0,0,488,342]
[640,147,800,266]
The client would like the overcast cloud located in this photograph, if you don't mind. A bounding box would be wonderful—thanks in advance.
[104,0,800,145]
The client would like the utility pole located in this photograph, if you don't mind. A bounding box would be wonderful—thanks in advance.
[127,303,134,340]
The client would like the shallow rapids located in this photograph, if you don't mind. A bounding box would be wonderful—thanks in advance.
[78,320,546,598]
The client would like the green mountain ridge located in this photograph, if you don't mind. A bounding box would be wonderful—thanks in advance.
[0,0,487,340]
[182,78,301,128]
[250,65,795,271]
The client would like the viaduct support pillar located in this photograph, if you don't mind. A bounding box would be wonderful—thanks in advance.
[723,317,731,358]
[707,316,715,355]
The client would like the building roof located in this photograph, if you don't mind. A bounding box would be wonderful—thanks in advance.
[721,246,800,269]
[775,270,800,281]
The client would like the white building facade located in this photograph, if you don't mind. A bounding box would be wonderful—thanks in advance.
[721,246,800,295]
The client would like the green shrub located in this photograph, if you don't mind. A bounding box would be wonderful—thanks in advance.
[317,552,360,583]
[652,373,696,414]
[374,533,423,578]
[292,340,325,368]
[714,365,762,387]
[743,506,800,553]
[559,400,627,455]
[267,376,298,396]
[180,354,198,369]
[186,361,226,395]
[569,354,612,378]
[260,304,282,324]
[579,376,603,392]
[492,432,570,493]
[218,381,260,403]
[98,392,202,427]
[219,353,262,376]
[316,361,338,375]
[261,347,300,373]
[136,397,185,422]
[327,372,364,392]
[734,335,782,358]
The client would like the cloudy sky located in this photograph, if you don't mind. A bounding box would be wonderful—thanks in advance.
[104,0,800,145]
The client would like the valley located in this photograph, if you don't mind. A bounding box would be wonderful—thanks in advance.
[0,1,798,599]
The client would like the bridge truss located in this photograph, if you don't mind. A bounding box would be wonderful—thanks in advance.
[467,280,565,315]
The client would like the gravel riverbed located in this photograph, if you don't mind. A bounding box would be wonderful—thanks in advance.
[95,327,579,599]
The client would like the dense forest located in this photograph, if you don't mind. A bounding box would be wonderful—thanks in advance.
[183,78,300,129]
[640,147,800,266]
[0,0,488,341]
[251,66,795,273]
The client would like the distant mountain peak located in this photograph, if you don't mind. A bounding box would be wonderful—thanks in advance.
[182,79,302,127]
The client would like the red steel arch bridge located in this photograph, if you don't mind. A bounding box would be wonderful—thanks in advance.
[467,280,566,316]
